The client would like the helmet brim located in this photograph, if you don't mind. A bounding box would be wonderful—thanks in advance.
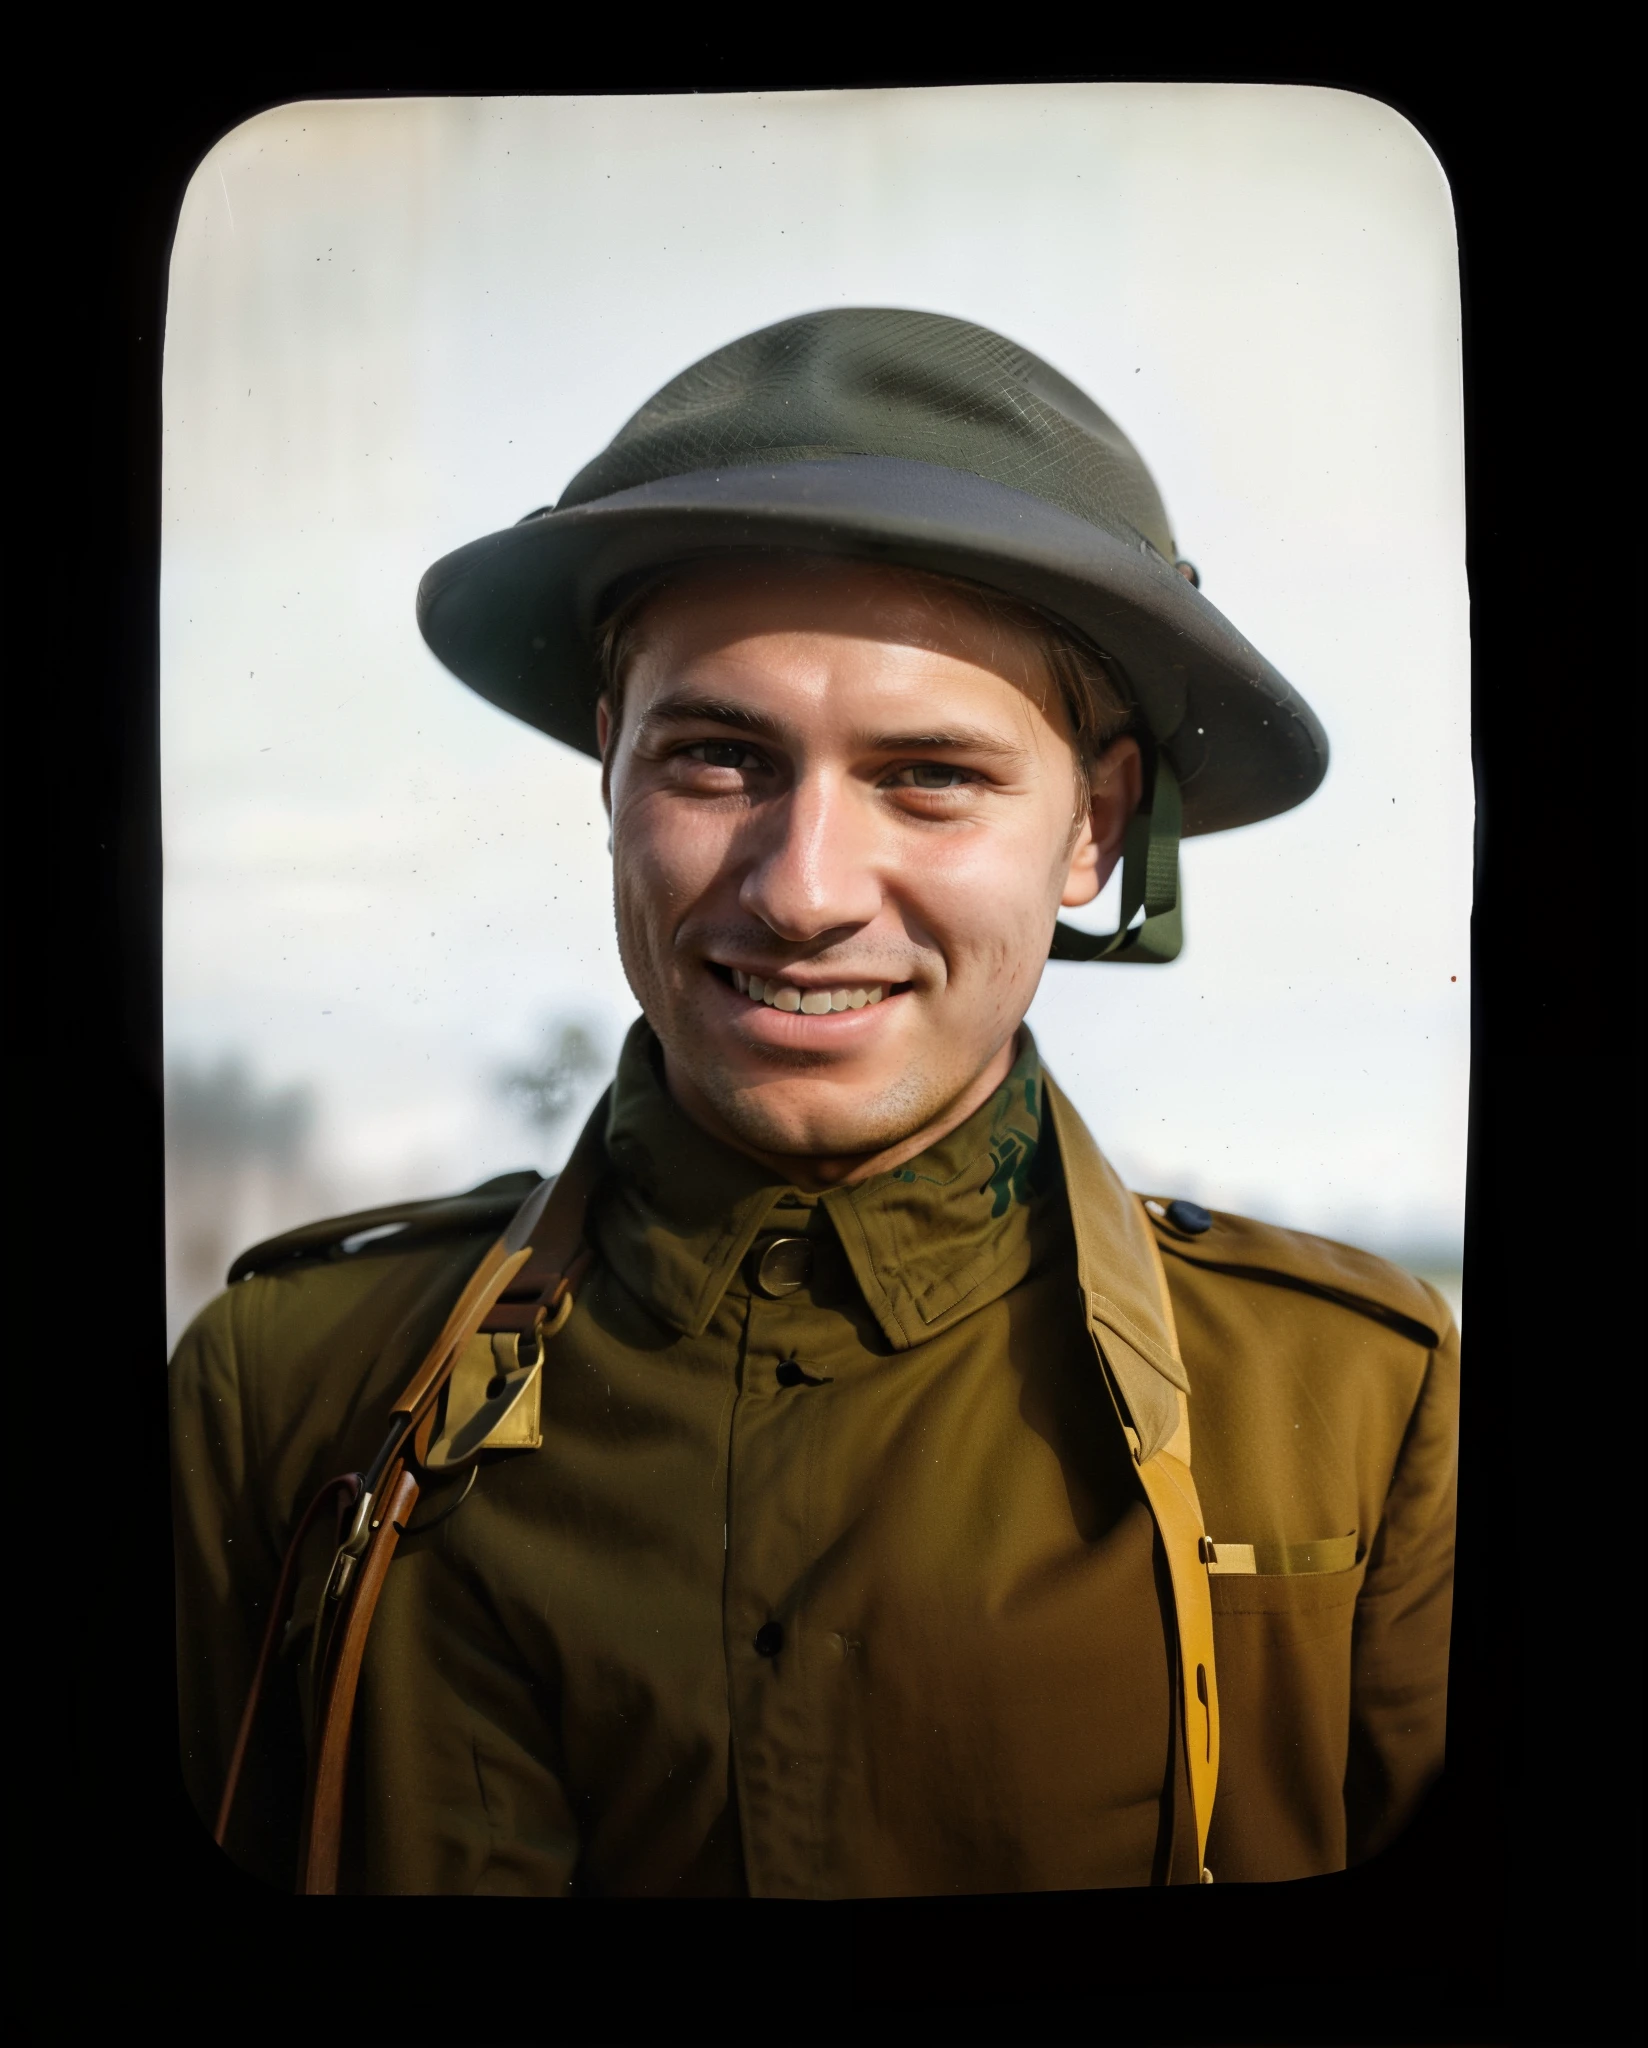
[416,456,1327,837]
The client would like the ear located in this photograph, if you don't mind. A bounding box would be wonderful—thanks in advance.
[1061,736,1142,909]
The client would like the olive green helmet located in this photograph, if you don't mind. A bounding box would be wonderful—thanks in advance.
[418,307,1328,963]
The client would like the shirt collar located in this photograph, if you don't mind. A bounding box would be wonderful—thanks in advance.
[594,1020,1055,1346]
[818,1036,1052,1349]
[596,1022,792,1338]
[591,1020,1181,1398]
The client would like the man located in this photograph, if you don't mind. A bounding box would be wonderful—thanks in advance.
[171,307,1458,1897]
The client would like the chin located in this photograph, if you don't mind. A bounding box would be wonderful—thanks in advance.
[701,1067,942,1164]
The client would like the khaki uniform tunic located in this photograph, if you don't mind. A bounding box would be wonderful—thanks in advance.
[171,1026,1458,1896]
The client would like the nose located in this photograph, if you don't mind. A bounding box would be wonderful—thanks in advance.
[738,771,883,943]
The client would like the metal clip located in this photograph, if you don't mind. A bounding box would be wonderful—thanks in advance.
[324,1489,377,1603]
[341,1488,375,1551]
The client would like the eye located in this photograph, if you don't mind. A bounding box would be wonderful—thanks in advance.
[886,762,974,790]
[681,739,766,771]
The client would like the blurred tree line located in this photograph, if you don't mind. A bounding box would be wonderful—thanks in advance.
[166,1020,614,1351]
[166,1055,323,1348]
[497,1017,607,1137]
[169,1056,315,1171]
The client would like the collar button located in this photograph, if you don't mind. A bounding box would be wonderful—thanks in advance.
[750,1234,813,1297]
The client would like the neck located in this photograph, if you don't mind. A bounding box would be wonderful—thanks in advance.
[660,1034,1022,1191]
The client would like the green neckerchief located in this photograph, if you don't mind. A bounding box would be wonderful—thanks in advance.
[595,1019,1060,1349]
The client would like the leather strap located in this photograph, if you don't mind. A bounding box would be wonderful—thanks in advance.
[206,1096,607,1893]
[213,1472,360,1849]
[295,1111,607,1892]
[1044,1076,1220,1882]
[298,1461,419,1894]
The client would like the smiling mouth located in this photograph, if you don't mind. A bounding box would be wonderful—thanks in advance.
[710,963,904,1014]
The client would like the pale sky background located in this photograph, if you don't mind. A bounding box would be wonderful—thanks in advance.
[161,87,1470,1342]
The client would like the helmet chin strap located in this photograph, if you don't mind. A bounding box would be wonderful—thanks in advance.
[1049,749,1183,966]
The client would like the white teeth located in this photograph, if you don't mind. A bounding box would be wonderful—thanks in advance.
[728,970,890,1012]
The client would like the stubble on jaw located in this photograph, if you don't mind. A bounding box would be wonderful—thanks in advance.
[612,894,988,1168]
[667,1035,981,1168]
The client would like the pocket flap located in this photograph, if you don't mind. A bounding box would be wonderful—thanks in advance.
[1205,1533,1358,1576]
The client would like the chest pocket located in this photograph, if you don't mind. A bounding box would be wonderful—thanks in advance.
[1206,1535,1365,1620]
[1202,1541,1368,1880]
[1205,1533,1357,1576]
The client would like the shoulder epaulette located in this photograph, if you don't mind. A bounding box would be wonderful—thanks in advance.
[227,1170,546,1285]
[1141,1196,1449,1349]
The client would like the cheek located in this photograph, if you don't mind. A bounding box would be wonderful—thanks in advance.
[900,816,1068,961]
[612,791,737,921]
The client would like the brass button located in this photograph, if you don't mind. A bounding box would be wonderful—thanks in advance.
[750,1235,813,1298]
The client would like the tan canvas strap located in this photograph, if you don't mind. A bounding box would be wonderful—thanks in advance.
[1133,1437,1220,1880]
[1043,1075,1220,1882]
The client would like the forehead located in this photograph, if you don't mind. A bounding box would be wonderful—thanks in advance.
[619,554,1059,702]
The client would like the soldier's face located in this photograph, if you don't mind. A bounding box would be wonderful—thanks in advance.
[599,558,1140,1182]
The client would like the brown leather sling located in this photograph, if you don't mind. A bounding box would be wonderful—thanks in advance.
[217,1081,1221,1890]
[213,1103,609,1894]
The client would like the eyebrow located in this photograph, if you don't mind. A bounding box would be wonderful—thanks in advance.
[873,727,1028,759]
[635,694,1030,761]
[636,696,788,743]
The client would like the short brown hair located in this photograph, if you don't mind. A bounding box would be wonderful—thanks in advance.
[594,554,1135,771]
